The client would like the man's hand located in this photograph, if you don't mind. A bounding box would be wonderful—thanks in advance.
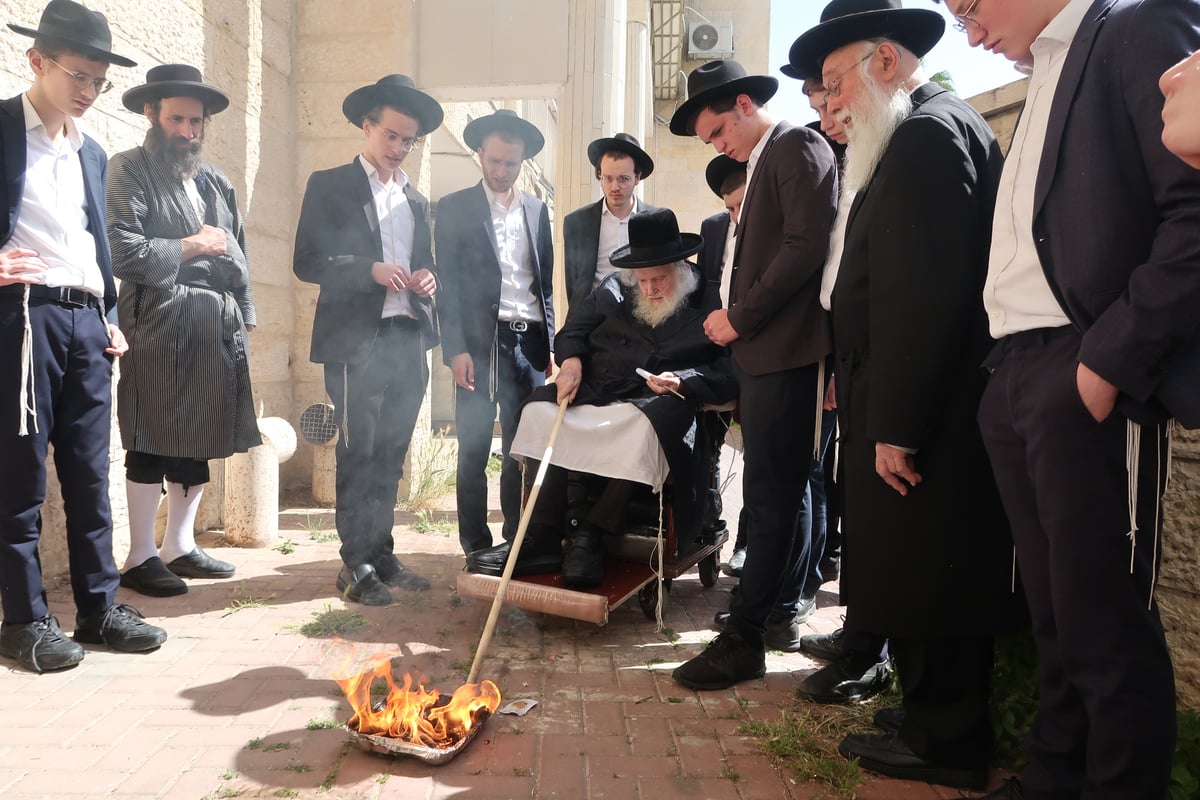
[105,324,129,357]
[182,224,228,261]
[451,353,475,391]
[407,268,437,298]
[1076,362,1118,422]
[824,374,838,411]
[556,357,582,404]
[371,261,411,293]
[0,247,48,286]
[646,370,682,395]
[703,309,740,346]
[875,442,921,496]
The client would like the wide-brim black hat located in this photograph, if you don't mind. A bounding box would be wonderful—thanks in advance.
[587,132,654,178]
[122,64,229,114]
[669,60,779,137]
[8,0,135,67]
[463,109,544,158]
[342,74,444,136]
[788,0,944,82]
[609,208,704,269]
[705,155,747,198]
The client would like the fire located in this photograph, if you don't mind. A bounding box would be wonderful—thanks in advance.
[334,653,501,749]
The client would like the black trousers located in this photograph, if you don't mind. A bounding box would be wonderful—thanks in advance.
[324,318,427,571]
[978,326,1174,800]
[727,361,817,646]
[0,296,118,623]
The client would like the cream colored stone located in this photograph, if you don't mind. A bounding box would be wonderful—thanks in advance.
[223,417,295,547]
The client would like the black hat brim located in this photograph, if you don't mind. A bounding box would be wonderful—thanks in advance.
[122,82,230,114]
[587,137,654,178]
[8,23,136,67]
[669,75,779,137]
[705,156,747,198]
[463,114,545,158]
[787,9,944,82]
[342,84,444,136]
[609,233,704,269]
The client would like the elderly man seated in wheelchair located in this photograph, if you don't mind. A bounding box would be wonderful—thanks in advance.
[465,208,737,589]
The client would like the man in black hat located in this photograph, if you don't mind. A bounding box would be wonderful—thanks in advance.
[480,208,735,586]
[435,110,555,560]
[562,133,660,310]
[667,58,838,691]
[106,64,257,598]
[0,0,169,674]
[294,75,443,605]
[787,0,1025,789]
[938,0,1200,797]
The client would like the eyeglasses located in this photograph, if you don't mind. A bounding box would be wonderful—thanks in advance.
[824,49,876,99]
[600,174,635,187]
[45,56,113,94]
[368,121,424,149]
[952,0,984,33]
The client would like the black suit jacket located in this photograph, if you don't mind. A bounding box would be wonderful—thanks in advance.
[727,122,838,375]
[562,197,660,309]
[0,95,117,322]
[293,160,437,365]
[698,210,731,298]
[1030,0,1200,421]
[434,181,554,371]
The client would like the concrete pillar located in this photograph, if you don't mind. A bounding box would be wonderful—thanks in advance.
[224,417,297,547]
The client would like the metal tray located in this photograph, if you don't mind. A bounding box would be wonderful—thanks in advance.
[345,709,491,765]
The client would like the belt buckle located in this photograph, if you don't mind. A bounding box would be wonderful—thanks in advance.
[509,320,528,333]
[58,287,86,308]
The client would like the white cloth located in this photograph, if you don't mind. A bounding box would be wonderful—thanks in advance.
[739,119,782,226]
[8,94,101,296]
[182,176,206,220]
[719,222,736,308]
[983,0,1090,337]
[509,401,670,491]
[359,155,417,320]
[593,197,640,289]
[820,190,856,311]
[484,183,542,323]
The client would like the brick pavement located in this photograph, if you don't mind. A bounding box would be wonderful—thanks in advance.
[0,453,1009,799]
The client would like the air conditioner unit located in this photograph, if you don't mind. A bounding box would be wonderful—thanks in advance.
[687,14,734,60]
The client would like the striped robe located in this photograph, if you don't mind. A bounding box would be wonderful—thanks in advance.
[107,144,260,460]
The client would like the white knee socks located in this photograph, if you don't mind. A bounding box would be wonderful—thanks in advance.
[159,482,203,564]
[124,479,163,570]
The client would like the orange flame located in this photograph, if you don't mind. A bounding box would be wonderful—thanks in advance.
[334,652,501,748]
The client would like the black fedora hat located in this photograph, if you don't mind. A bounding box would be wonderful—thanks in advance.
[705,155,747,198]
[463,109,544,158]
[8,0,135,67]
[342,74,444,136]
[669,60,779,137]
[122,64,229,114]
[609,208,704,269]
[587,133,654,178]
[788,0,944,82]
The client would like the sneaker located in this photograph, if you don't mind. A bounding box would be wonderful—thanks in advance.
[799,627,845,661]
[74,604,167,652]
[0,615,84,673]
[673,628,765,690]
[166,548,235,579]
[121,556,187,597]
[714,611,803,652]
[795,652,893,704]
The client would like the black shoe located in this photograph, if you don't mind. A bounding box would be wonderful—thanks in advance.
[819,554,840,582]
[795,652,893,704]
[465,540,562,578]
[837,731,987,790]
[673,629,766,690]
[373,554,431,591]
[714,611,804,652]
[0,615,85,673]
[873,706,904,734]
[978,778,1024,798]
[336,565,394,606]
[793,594,817,624]
[562,528,606,588]
[166,548,235,579]
[798,627,845,661]
[722,547,746,577]
[121,557,187,597]
[74,604,167,652]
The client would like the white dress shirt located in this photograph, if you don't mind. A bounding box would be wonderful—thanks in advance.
[984,0,1091,338]
[593,197,640,289]
[484,183,543,323]
[719,215,737,309]
[820,190,856,312]
[182,175,206,221]
[739,120,782,226]
[8,94,102,296]
[359,155,416,320]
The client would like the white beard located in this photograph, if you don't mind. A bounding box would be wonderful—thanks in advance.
[841,73,914,194]
[624,264,699,327]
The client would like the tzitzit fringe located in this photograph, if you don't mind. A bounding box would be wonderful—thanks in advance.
[652,491,666,632]
[1126,419,1173,611]
[17,284,37,436]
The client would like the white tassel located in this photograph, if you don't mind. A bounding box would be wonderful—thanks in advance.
[1149,424,1162,610]
[813,359,825,461]
[653,491,666,632]
[1011,544,1017,594]
[1125,419,1141,573]
[17,284,37,436]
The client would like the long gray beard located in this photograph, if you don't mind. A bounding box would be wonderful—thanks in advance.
[841,74,914,194]
[628,266,698,328]
[145,125,203,180]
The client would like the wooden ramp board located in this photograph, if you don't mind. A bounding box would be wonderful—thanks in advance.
[456,561,657,626]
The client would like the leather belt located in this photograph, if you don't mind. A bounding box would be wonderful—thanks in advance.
[1,283,100,309]
[501,320,541,333]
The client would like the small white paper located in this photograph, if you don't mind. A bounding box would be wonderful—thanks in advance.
[498,699,539,716]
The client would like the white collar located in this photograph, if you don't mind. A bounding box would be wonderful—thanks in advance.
[22,93,83,151]
[358,154,409,189]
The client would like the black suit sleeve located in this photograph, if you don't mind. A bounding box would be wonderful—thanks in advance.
[433,193,470,362]
[537,201,555,348]
[293,171,378,293]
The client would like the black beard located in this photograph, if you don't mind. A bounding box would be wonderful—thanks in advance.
[145,124,203,179]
